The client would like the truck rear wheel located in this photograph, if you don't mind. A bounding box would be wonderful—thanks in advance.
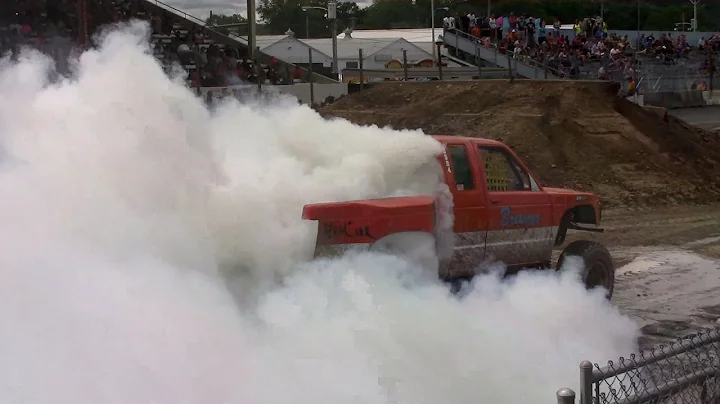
[369,232,439,274]
[556,240,615,299]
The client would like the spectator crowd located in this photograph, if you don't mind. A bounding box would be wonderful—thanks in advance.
[443,11,719,87]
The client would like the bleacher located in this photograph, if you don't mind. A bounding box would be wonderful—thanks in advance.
[138,0,336,84]
[0,0,335,88]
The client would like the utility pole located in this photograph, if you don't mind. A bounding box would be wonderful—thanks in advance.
[636,0,640,48]
[689,0,701,32]
[247,0,256,57]
[487,0,491,17]
[431,0,436,61]
[600,0,604,21]
[302,4,338,78]
[431,6,449,63]
[328,1,338,80]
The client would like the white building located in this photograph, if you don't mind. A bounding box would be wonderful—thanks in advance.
[256,28,463,79]
[334,28,442,56]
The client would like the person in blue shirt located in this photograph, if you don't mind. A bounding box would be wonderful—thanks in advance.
[537,19,547,45]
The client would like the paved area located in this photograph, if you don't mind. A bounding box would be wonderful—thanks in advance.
[669,106,720,131]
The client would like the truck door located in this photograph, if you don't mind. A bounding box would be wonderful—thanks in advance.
[441,143,488,279]
[477,145,555,267]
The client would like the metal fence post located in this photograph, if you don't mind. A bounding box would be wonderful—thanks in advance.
[579,360,594,404]
[195,52,202,96]
[436,42,443,81]
[358,48,364,92]
[402,49,408,81]
[557,387,577,404]
[308,47,314,105]
[254,57,261,92]
[507,53,512,80]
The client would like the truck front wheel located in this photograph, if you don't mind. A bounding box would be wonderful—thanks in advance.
[556,240,615,299]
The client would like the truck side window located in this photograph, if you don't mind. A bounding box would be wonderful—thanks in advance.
[479,147,533,192]
[446,145,475,191]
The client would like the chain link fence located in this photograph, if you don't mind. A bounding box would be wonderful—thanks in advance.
[557,328,720,404]
[638,74,718,93]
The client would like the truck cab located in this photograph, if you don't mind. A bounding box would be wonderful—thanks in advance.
[302,136,613,295]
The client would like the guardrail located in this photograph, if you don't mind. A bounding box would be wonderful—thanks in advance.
[341,66,509,81]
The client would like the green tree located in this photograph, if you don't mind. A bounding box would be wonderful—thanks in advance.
[432,0,717,31]
[205,12,248,35]
[257,0,363,37]
[254,0,720,34]
[205,12,247,26]
[360,0,453,30]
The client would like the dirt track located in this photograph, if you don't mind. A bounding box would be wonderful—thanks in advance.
[320,81,720,348]
[562,204,720,347]
[567,204,720,259]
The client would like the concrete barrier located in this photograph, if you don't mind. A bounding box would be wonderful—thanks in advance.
[643,90,708,109]
[278,83,348,104]
[702,90,720,106]
[626,94,644,106]
[199,83,348,105]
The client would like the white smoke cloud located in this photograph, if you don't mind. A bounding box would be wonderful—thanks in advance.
[0,20,639,404]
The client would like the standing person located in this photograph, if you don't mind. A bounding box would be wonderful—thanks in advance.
[499,15,507,41]
[459,13,470,33]
[517,14,526,41]
[526,17,536,50]
[553,18,561,37]
[443,13,455,31]
[467,12,476,29]
[488,14,497,41]
[538,19,547,45]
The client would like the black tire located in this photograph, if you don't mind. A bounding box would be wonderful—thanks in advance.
[556,240,615,299]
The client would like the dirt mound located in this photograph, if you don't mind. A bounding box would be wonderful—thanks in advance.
[319,80,720,207]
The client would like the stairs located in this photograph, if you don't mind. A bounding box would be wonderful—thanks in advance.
[441,29,560,80]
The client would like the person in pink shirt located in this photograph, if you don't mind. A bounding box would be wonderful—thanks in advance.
[509,13,517,31]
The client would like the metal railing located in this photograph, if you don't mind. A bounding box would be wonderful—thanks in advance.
[147,0,248,43]
[441,28,561,80]
[557,328,720,404]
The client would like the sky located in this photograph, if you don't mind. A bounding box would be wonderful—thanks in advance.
[162,0,246,20]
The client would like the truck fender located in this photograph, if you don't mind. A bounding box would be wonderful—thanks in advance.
[554,205,600,246]
[369,231,439,273]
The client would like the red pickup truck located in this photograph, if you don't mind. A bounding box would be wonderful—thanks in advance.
[302,135,615,297]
